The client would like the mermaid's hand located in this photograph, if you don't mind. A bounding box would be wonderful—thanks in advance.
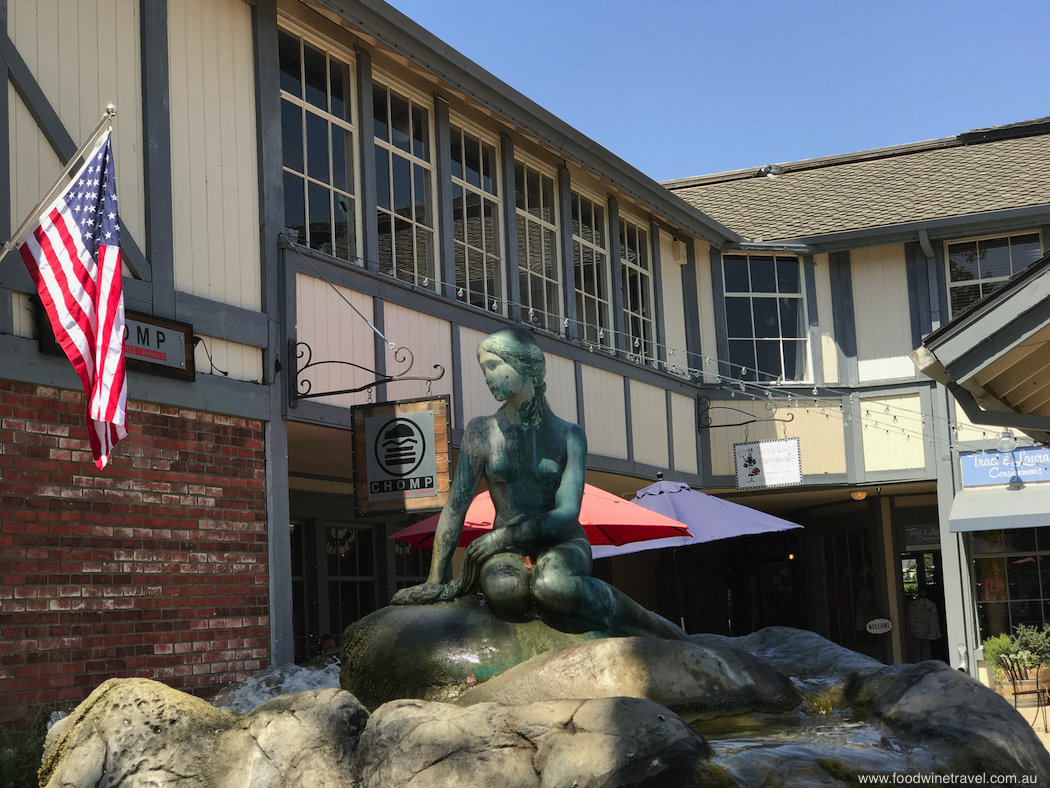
[391,583,446,606]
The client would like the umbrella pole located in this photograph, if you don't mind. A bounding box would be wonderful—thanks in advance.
[672,547,687,633]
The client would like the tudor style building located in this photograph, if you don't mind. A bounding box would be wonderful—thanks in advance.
[1,0,1048,718]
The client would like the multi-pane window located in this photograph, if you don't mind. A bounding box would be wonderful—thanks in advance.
[723,254,807,382]
[515,161,560,332]
[620,216,655,362]
[373,82,435,290]
[450,125,502,311]
[947,232,1042,318]
[571,191,610,348]
[971,528,1050,640]
[279,29,357,263]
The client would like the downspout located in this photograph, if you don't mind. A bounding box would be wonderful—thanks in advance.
[918,229,941,330]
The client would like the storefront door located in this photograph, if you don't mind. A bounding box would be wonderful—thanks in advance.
[899,550,949,664]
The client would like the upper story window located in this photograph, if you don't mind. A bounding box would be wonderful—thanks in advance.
[947,232,1042,318]
[450,124,503,312]
[620,216,655,363]
[279,28,358,263]
[373,81,436,290]
[571,190,610,349]
[515,160,561,333]
[723,253,807,382]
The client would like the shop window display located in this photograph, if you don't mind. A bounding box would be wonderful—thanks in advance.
[972,528,1049,638]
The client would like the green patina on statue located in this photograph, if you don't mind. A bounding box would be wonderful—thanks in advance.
[392,326,685,641]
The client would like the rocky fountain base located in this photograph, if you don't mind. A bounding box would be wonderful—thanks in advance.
[39,598,1050,787]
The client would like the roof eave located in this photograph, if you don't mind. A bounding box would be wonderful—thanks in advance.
[309,0,743,247]
[760,203,1050,254]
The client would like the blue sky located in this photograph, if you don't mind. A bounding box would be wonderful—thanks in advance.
[386,0,1050,182]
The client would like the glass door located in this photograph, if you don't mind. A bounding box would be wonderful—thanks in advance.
[900,550,948,664]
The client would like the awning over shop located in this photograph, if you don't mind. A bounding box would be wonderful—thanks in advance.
[948,484,1050,532]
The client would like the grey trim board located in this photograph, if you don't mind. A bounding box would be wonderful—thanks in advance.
[355,50,378,273]
[434,97,455,300]
[845,391,864,484]
[574,360,585,431]
[256,0,293,667]
[828,250,858,385]
[771,204,1050,255]
[124,278,153,313]
[450,321,463,430]
[140,0,175,318]
[905,242,931,351]
[264,415,293,665]
[709,246,730,370]
[607,196,625,354]
[803,255,823,385]
[0,0,9,244]
[286,398,353,429]
[623,376,633,461]
[650,220,666,364]
[586,454,701,488]
[665,389,675,472]
[8,266,146,317]
[283,245,704,397]
[680,238,701,372]
[0,287,11,335]
[500,134,520,320]
[0,10,10,351]
[949,384,1050,433]
[0,332,270,419]
[175,291,269,348]
[373,296,387,402]
[558,168,577,340]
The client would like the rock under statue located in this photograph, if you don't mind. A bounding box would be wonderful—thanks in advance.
[391,326,684,641]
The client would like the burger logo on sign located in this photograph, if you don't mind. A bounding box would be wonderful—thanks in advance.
[375,418,427,477]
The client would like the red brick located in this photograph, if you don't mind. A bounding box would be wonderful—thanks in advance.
[0,383,272,713]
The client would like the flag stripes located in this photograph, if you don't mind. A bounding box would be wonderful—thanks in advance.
[19,132,127,469]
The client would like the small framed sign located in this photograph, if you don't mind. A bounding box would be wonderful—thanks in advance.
[734,437,803,490]
[38,301,195,382]
[121,311,195,381]
[351,396,451,515]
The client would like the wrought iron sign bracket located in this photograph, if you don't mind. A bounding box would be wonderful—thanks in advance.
[288,340,445,407]
[696,395,795,431]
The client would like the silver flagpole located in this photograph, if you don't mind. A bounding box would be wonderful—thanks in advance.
[0,104,118,265]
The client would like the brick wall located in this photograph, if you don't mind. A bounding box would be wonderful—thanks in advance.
[0,381,270,718]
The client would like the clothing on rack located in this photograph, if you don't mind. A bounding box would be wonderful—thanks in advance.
[908,595,942,640]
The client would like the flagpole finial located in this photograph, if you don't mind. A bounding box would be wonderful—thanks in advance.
[105,104,118,117]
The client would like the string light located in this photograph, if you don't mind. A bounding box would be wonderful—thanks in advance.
[285,238,1050,467]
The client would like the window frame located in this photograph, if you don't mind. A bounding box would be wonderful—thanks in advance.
[618,210,656,364]
[278,24,361,265]
[721,252,812,384]
[570,187,612,350]
[943,230,1044,320]
[970,527,1050,641]
[514,154,562,334]
[371,73,438,290]
[448,118,505,313]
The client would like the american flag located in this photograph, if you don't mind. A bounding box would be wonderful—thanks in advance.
[19,132,127,469]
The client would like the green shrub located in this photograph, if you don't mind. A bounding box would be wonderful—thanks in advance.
[1013,624,1050,666]
[982,633,1015,680]
[0,714,46,788]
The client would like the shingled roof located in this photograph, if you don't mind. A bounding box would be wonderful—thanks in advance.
[664,119,1050,243]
